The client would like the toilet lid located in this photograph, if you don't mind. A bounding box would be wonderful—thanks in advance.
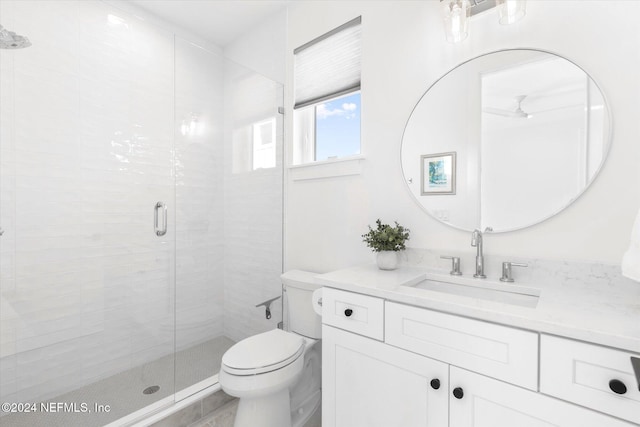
[222,329,305,376]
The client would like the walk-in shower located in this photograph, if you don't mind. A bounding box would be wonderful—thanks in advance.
[0,1,284,426]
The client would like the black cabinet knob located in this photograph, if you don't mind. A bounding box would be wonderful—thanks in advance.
[609,379,627,395]
[344,308,353,317]
[453,387,464,399]
[430,379,440,390]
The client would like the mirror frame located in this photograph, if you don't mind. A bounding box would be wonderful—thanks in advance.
[400,48,613,233]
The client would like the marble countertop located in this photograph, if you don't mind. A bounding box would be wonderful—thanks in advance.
[315,264,640,353]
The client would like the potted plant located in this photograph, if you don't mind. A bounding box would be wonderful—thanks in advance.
[362,219,410,270]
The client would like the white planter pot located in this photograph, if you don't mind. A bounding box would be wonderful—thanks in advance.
[376,251,398,270]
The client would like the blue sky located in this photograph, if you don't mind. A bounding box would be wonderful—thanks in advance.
[315,92,361,161]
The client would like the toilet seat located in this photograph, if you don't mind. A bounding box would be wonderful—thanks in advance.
[222,329,305,376]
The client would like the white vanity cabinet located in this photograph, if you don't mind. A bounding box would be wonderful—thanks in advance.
[540,335,640,425]
[385,302,538,390]
[321,287,639,427]
[449,366,635,427]
[321,287,384,340]
[322,325,449,427]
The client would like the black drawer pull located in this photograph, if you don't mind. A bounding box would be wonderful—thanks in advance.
[453,387,464,399]
[344,308,353,317]
[430,379,440,390]
[609,379,627,395]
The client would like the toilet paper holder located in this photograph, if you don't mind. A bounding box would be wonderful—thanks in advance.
[256,296,281,320]
[311,288,323,316]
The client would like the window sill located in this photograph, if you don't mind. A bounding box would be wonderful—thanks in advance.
[288,155,365,181]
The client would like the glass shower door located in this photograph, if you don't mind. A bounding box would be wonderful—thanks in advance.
[172,47,285,395]
[0,1,176,426]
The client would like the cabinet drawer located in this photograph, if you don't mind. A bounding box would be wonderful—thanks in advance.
[322,288,384,340]
[540,335,640,425]
[385,302,538,390]
[451,366,636,427]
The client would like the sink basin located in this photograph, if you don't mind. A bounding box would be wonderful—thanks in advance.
[402,273,540,308]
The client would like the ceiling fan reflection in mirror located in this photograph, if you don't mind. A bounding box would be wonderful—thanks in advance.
[484,95,532,119]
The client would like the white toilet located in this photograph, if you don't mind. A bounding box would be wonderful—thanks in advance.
[219,270,322,427]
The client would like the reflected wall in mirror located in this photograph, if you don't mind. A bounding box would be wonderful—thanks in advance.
[401,49,611,232]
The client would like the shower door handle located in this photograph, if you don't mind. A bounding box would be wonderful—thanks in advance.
[154,202,167,236]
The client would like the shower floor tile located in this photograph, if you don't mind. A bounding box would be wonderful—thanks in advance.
[0,336,235,427]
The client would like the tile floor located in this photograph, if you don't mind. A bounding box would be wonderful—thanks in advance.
[0,336,235,427]
[188,400,322,427]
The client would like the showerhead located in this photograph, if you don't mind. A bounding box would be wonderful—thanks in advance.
[0,25,31,49]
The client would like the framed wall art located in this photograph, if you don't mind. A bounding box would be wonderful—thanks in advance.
[421,152,456,195]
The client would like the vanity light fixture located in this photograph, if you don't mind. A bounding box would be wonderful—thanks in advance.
[496,0,527,25]
[441,0,471,43]
[441,0,526,43]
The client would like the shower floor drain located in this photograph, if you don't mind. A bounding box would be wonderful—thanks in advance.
[143,385,160,395]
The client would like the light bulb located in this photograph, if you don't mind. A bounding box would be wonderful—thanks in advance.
[496,0,526,25]
[441,0,470,43]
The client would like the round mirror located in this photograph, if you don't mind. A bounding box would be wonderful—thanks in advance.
[401,49,611,232]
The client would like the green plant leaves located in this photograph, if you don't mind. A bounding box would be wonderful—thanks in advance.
[362,219,410,252]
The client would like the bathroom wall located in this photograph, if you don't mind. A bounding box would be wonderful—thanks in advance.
[224,9,287,85]
[284,0,640,272]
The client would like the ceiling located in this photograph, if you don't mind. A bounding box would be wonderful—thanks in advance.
[129,0,289,47]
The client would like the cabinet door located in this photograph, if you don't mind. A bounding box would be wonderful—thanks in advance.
[322,325,448,427]
[540,334,640,425]
[450,367,636,427]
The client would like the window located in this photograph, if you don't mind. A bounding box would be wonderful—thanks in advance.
[253,117,276,170]
[314,91,361,161]
[293,17,362,165]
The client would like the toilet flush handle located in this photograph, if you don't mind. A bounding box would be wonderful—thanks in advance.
[256,296,281,320]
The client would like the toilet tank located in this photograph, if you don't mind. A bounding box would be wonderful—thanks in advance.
[281,270,322,339]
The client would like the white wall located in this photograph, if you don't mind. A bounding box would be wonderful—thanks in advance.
[224,9,287,85]
[284,0,640,273]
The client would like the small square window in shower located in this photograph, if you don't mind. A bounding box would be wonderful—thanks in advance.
[253,117,276,170]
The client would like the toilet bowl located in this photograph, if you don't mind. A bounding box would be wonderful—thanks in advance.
[220,329,319,427]
[219,270,322,427]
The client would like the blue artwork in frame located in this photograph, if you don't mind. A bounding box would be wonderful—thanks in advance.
[421,152,456,195]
